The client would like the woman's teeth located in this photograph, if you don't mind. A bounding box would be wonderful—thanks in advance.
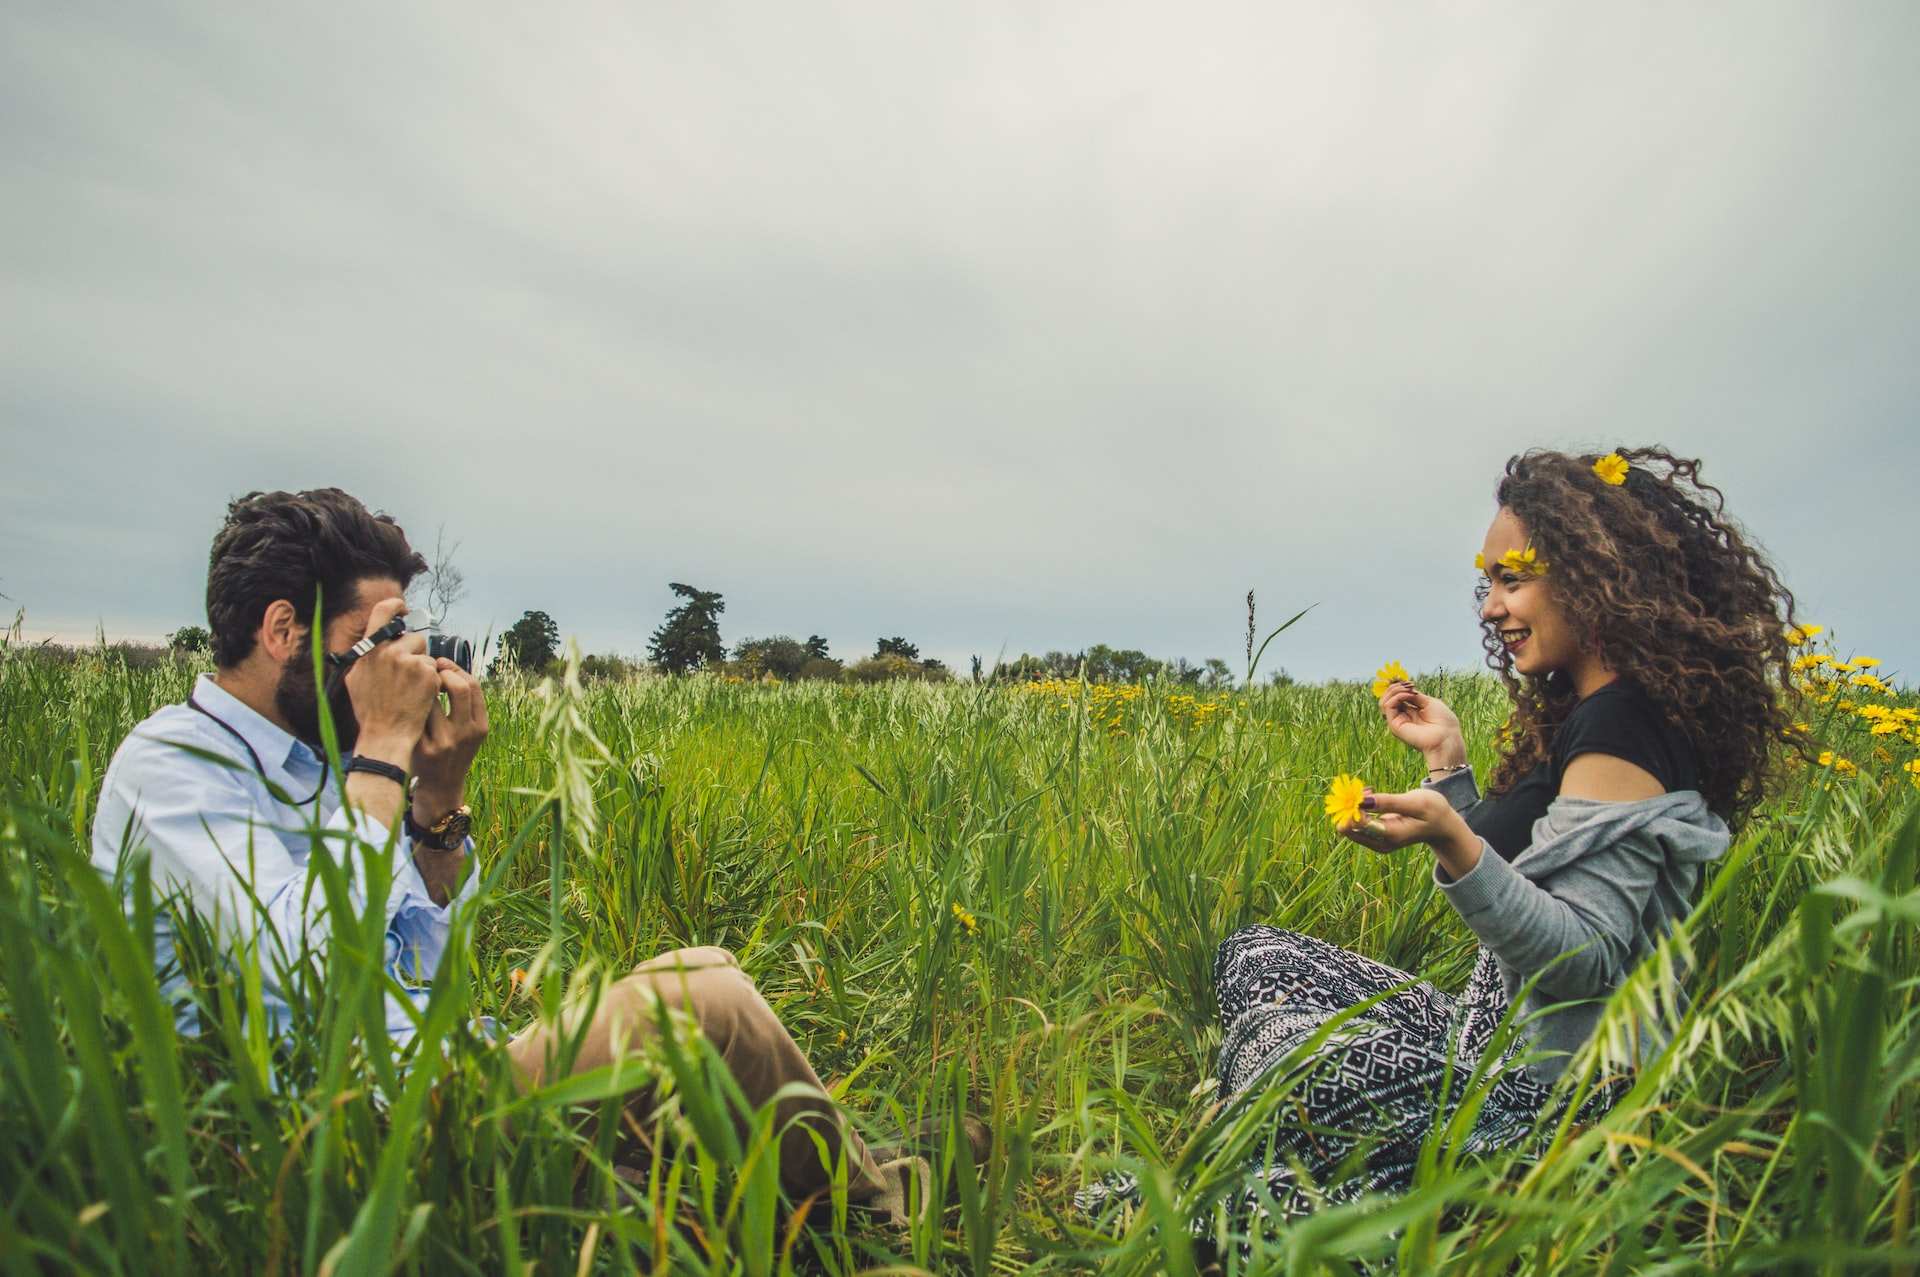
[1501,629,1531,649]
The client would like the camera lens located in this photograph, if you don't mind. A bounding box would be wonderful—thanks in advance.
[427,634,474,673]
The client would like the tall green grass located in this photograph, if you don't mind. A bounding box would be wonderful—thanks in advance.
[1,644,1915,1274]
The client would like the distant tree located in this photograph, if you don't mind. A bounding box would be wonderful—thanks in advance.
[494,610,560,674]
[1202,658,1234,689]
[580,652,643,682]
[731,635,811,680]
[166,624,211,653]
[847,653,951,684]
[970,654,983,683]
[648,583,726,674]
[804,635,831,659]
[875,636,920,660]
[422,524,467,626]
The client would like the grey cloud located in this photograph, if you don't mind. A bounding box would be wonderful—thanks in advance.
[3,1,1916,676]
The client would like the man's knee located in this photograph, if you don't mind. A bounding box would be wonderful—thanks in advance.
[636,947,765,1048]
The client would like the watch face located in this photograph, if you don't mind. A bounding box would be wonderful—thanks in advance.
[429,808,471,849]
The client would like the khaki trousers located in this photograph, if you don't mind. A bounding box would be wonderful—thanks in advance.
[504,946,888,1202]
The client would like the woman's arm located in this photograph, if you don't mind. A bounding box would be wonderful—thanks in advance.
[1341,751,1671,998]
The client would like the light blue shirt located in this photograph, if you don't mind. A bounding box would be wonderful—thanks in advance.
[91,673,478,1047]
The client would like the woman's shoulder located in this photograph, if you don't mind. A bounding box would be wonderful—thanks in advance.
[1553,681,1699,788]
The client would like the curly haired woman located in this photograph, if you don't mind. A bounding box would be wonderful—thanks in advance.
[1077,447,1802,1253]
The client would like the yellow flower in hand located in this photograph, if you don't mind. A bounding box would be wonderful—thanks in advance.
[1592,453,1630,486]
[1371,660,1411,698]
[1324,773,1368,829]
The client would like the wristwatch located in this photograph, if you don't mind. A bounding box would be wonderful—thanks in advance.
[406,803,471,851]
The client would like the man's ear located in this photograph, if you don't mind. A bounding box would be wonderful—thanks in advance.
[257,599,304,664]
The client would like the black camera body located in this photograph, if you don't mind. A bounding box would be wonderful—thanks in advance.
[427,633,474,673]
[329,618,475,675]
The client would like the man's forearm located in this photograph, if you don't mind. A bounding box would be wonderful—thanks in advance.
[410,846,467,907]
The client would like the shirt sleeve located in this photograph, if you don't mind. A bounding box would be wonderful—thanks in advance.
[98,731,460,987]
[388,841,478,981]
[1434,824,1664,1000]
[1553,694,1677,790]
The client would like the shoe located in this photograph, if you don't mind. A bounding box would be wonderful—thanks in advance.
[849,1155,932,1228]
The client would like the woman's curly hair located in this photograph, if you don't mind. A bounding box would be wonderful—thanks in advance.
[1479,447,1802,830]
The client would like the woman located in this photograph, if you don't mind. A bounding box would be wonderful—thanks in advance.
[1077,447,1801,1249]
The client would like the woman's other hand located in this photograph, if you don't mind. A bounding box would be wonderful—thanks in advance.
[1378,681,1467,771]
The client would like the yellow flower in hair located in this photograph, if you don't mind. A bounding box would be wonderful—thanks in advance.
[1371,660,1411,698]
[1324,773,1368,829]
[1474,551,1487,572]
[1498,544,1549,576]
[1592,453,1630,486]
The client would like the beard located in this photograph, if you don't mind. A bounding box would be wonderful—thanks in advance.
[275,646,360,754]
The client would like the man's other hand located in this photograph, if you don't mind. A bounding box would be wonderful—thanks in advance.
[412,658,489,823]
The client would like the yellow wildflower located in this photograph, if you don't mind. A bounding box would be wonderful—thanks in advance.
[1849,673,1890,693]
[1592,453,1630,486]
[950,901,978,936]
[1372,660,1411,698]
[1785,623,1824,646]
[1871,720,1902,736]
[1324,773,1368,829]
[1498,544,1549,576]
[1853,656,1881,668]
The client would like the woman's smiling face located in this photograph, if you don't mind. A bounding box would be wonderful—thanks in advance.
[1479,507,1583,679]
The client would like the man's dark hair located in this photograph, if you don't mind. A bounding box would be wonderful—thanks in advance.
[206,488,428,668]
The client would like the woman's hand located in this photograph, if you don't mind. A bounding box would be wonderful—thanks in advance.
[1339,787,1483,879]
[1378,681,1466,771]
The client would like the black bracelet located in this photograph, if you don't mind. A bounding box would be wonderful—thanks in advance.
[345,755,409,787]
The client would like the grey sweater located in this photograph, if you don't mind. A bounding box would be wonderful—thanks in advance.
[1425,768,1731,1082]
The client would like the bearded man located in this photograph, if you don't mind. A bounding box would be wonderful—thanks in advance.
[91,488,943,1220]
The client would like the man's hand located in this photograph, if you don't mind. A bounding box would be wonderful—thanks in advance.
[1337,786,1483,879]
[411,658,489,826]
[342,597,439,766]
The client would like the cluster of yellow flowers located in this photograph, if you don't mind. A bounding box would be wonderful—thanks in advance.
[1786,624,1917,788]
[1013,679,1230,732]
[950,901,978,936]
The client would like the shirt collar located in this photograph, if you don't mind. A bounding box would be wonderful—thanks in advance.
[190,673,322,777]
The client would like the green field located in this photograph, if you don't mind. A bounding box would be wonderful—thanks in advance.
[2,643,1916,1274]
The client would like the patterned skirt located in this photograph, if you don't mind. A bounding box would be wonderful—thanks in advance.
[1074,924,1621,1249]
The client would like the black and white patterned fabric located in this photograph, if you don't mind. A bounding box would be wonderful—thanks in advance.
[1074,924,1624,1254]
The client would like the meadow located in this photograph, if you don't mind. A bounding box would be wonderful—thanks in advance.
[1,635,1916,1275]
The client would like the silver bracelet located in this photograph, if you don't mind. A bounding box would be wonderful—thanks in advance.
[1425,762,1471,778]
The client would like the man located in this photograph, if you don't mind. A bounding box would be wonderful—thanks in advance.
[91,488,928,1219]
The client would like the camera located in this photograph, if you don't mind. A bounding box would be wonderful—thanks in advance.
[426,633,474,674]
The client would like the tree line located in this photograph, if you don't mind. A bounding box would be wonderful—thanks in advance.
[486,583,1261,687]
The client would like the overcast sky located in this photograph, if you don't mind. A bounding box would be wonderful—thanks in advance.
[4,2,1915,682]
